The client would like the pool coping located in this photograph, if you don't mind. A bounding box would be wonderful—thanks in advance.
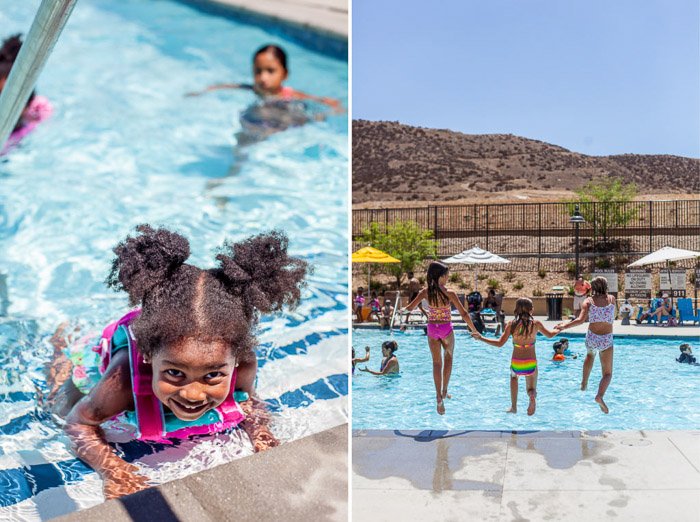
[354,317,700,339]
[52,423,347,521]
[353,428,700,521]
[178,0,348,58]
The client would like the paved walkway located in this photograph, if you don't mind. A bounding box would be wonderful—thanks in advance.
[202,0,347,38]
[55,424,347,522]
[353,429,700,521]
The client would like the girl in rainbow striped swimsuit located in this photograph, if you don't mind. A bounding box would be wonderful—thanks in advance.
[472,298,558,416]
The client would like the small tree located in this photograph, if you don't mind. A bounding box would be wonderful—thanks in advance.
[357,220,438,289]
[570,177,639,244]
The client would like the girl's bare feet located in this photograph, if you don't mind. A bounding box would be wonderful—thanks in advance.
[527,391,537,416]
[506,407,517,414]
[595,395,609,414]
[436,398,445,415]
[441,389,451,400]
[580,383,587,391]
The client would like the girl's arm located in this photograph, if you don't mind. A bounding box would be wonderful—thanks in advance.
[404,289,426,312]
[358,359,397,375]
[473,322,512,347]
[556,300,589,330]
[447,291,476,332]
[63,350,149,499]
[535,320,558,338]
[186,83,253,96]
[287,89,344,111]
[352,347,370,364]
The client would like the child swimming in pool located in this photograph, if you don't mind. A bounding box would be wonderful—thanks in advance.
[187,44,342,141]
[359,340,399,375]
[0,34,52,152]
[352,345,370,374]
[402,261,476,415]
[47,225,307,499]
[472,298,558,416]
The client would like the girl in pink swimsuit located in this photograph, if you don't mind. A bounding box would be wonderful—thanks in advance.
[403,262,475,415]
[47,225,307,499]
[556,276,616,414]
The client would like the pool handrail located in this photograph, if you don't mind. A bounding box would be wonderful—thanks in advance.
[389,292,400,331]
[0,0,78,150]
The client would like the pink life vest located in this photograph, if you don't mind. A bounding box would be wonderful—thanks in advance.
[2,96,52,154]
[93,309,245,444]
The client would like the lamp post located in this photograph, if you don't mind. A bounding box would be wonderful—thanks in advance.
[570,205,586,279]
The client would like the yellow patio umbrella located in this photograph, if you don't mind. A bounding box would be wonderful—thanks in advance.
[351,246,400,291]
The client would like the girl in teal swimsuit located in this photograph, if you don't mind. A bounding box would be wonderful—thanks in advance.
[472,298,558,416]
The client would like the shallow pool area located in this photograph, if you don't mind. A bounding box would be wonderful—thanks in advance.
[352,329,700,431]
[0,0,347,518]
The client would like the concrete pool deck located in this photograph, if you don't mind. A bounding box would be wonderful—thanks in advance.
[198,0,348,39]
[53,424,347,522]
[353,429,700,521]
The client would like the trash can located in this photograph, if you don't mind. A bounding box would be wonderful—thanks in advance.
[545,293,564,321]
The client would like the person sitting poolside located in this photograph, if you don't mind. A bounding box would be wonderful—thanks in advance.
[637,292,662,323]
[676,344,698,365]
[359,340,399,375]
[651,294,674,326]
[378,299,395,329]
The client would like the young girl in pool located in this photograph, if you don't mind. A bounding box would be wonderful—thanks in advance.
[0,34,52,152]
[47,225,307,499]
[402,262,475,415]
[472,298,558,416]
[359,340,399,375]
[187,44,341,108]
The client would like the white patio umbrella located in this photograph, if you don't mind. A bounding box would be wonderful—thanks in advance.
[628,246,700,305]
[443,246,510,291]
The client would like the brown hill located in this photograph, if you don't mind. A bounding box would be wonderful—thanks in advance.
[352,120,700,205]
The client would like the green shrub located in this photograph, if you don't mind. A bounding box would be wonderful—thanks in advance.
[533,287,544,297]
[566,262,577,277]
[537,268,547,279]
[513,281,524,290]
[487,278,500,290]
[449,272,462,284]
[504,271,516,282]
[477,274,488,281]
[595,258,611,269]
[418,276,426,285]
[566,285,575,296]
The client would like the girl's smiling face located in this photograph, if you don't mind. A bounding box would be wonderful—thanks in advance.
[253,51,287,95]
[150,338,236,421]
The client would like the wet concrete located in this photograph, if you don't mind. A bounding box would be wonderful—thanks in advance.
[353,429,700,521]
[53,424,347,522]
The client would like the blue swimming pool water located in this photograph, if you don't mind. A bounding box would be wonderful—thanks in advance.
[353,329,700,431]
[0,0,347,518]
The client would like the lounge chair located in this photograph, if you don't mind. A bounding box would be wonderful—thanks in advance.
[480,308,502,336]
[677,298,700,325]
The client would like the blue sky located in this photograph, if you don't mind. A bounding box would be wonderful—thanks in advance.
[352,0,700,157]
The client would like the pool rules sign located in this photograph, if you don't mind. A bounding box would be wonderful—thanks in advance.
[625,269,651,299]
[660,269,686,297]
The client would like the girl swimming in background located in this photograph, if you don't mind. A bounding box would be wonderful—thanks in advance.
[359,340,399,375]
[46,225,307,499]
[0,34,52,153]
[472,298,558,416]
[402,262,476,415]
[555,276,615,414]
[187,44,342,143]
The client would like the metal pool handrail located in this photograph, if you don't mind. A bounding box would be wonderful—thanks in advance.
[0,0,78,150]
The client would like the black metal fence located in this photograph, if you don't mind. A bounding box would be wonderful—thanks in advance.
[352,200,700,261]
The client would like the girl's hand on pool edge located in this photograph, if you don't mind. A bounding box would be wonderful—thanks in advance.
[102,462,150,499]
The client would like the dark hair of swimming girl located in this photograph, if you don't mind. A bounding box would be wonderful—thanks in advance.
[106,225,307,361]
[254,44,288,72]
[426,261,450,307]
[512,297,535,337]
